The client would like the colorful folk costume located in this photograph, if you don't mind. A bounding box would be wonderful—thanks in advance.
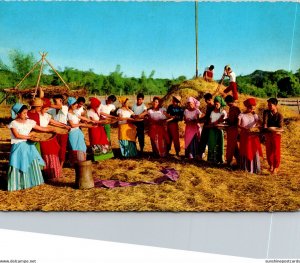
[87,98,113,161]
[207,96,227,164]
[262,98,284,173]
[117,98,138,157]
[238,98,263,174]
[148,107,170,157]
[198,101,215,159]
[97,99,116,141]
[67,98,87,166]
[48,103,69,165]
[184,97,202,159]
[7,103,45,191]
[39,99,62,180]
[167,95,184,156]
[225,97,241,165]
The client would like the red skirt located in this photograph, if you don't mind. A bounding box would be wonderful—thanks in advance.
[224,82,238,100]
[88,126,109,146]
[56,133,68,162]
[40,135,60,155]
[240,130,262,161]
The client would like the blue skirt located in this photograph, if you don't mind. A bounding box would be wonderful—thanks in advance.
[119,140,137,157]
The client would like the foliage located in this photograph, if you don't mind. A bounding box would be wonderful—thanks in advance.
[237,69,300,98]
[0,50,300,98]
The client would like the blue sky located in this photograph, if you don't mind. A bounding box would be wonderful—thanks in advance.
[0,1,299,79]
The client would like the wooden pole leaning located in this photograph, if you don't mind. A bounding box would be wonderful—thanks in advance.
[195,0,199,78]
[44,58,70,90]
[14,58,42,89]
[33,52,47,99]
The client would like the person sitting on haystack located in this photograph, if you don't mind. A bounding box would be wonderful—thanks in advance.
[203,65,214,82]
[222,65,238,101]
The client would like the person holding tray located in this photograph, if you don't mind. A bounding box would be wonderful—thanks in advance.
[48,94,70,169]
[39,98,70,180]
[67,97,95,166]
[184,97,202,159]
[207,96,227,164]
[238,98,262,174]
[87,97,113,161]
[148,97,170,157]
[224,95,241,166]
[116,97,138,158]
[7,103,53,191]
[262,98,284,174]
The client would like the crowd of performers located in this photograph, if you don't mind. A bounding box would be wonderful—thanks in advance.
[6,67,284,192]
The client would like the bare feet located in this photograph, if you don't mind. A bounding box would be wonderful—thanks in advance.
[272,168,279,175]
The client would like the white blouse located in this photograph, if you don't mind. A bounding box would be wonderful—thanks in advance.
[210,110,227,123]
[117,108,134,125]
[48,105,68,125]
[184,109,202,120]
[238,113,259,129]
[8,119,36,144]
[148,108,167,121]
[87,109,100,121]
[39,113,52,127]
[67,112,80,131]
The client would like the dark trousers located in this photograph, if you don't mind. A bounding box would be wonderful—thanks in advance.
[199,127,209,156]
[135,122,145,151]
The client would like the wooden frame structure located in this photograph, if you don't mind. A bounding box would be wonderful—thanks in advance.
[1,52,87,104]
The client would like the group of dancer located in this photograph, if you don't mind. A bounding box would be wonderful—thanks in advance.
[6,72,283,192]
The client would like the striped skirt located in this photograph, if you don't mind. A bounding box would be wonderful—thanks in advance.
[43,155,62,179]
[7,159,44,191]
[119,140,137,157]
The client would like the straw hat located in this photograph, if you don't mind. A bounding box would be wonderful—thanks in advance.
[30,98,43,107]
[172,95,181,103]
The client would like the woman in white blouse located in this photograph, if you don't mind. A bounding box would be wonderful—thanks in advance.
[39,98,70,180]
[67,97,95,166]
[207,96,227,164]
[116,97,137,157]
[7,103,53,191]
[147,97,170,157]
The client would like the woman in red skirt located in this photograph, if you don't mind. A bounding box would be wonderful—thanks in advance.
[39,98,70,180]
[87,97,113,161]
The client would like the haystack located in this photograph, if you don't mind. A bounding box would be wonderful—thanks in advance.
[161,77,226,112]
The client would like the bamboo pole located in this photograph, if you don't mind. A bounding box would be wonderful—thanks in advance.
[195,0,199,78]
[14,59,42,89]
[44,58,70,90]
[33,52,47,99]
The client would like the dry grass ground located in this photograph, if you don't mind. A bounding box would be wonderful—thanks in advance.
[0,78,299,211]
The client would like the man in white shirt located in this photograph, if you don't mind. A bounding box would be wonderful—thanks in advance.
[97,95,117,141]
[132,93,147,154]
[48,94,69,168]
[222,65,238,100]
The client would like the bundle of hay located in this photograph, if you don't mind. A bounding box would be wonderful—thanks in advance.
[161,77,226,112]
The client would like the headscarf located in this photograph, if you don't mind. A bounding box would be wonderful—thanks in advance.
[67,97,77,107]
[42,98,51,108]
[89,97,101,111]
[118,96,128,106]
[187,97,200,108]
[214,96,227,107]
[243,98,256,108]
[11,103,25,120]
